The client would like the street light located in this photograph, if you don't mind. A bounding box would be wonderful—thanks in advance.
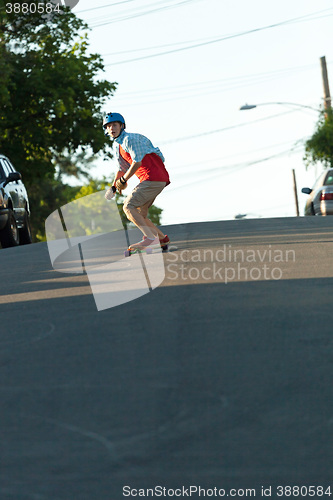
[240,102,320,112]
[239,101,321,217]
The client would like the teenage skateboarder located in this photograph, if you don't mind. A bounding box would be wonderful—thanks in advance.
[104,112,170,250]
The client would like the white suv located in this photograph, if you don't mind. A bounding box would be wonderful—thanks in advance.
[0,154,32,248]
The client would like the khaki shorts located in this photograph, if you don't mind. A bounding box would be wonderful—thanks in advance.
[123,181,166,218]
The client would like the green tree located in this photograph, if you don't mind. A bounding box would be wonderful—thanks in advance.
[30,177,82,241]
[304,108,333,169]
[0,3,116,238]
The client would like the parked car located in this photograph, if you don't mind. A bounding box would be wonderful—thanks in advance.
[0,154,32,247]
[301,168,333,216]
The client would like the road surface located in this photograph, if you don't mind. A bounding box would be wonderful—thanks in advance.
[0,216,332,499]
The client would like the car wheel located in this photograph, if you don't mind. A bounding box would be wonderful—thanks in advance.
[19,210,33,245]
[0,209,20,248]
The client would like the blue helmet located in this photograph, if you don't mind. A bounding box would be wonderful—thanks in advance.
[103,112,126,129]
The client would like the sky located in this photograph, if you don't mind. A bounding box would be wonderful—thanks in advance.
[72,0,333,226]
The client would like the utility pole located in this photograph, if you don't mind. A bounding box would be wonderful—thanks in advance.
[320,56,331,110]
[292,169,299,217]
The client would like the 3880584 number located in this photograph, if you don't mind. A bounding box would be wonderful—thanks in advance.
[276,485,332,496]
[6,3,61,14]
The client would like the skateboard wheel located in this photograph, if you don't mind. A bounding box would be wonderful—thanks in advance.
[161,245,168,252]
[124,250,131,257]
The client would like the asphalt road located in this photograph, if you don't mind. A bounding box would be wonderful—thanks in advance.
[1,216,333,499]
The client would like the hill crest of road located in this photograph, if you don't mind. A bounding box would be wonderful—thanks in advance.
[1,216,333,306]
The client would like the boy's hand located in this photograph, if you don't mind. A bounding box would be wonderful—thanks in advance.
[105,186,116,200]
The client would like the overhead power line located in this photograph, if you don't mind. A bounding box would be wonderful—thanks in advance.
[86,0,201,27]
[158,110,299,145]
[102,35,219,57]
[172,138,306,172]
[76,0,138,14]
[163,145,304,193]
[110,63,324,107]
[97,7,333,64]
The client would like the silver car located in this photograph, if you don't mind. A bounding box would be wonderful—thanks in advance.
[301,168,333,216]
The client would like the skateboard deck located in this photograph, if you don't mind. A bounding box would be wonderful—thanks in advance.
[124,244,178,257]
[124,245,166,257]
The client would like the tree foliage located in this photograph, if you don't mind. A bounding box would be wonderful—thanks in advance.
[0,4,163,241]
[0,3,116,237]
[304,108,333,169]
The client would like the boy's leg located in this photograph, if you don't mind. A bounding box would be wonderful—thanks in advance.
[144,219,165,239]
[124,203,156,239]
[137,202,165,239]
[123,181,166,240]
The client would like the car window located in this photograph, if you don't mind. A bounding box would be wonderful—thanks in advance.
[4,158,23,186]
[2,158,15,174]
[0,159,11,178]
[0,160,6,180]
[312,170,329,190]
[324,172,333,185]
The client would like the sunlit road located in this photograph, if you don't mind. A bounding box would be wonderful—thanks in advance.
[1,216,333,499]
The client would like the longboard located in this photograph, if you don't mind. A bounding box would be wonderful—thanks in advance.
[124,244,178,257]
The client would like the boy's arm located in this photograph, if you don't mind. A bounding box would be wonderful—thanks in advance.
[115,161,142,191]
[122,161,142,182]
[112,170,124,186]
